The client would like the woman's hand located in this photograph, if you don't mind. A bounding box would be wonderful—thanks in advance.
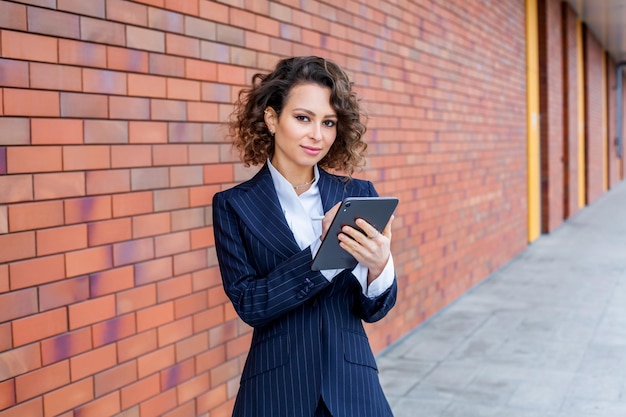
[338,215,394,284]
[320,202,341,241]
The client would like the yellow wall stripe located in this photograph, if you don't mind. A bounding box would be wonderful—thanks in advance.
[526,0,541,241]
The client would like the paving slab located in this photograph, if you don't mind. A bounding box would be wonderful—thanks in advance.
[378,180,626,416]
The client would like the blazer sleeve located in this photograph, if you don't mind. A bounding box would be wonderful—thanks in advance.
[212,191,331,328]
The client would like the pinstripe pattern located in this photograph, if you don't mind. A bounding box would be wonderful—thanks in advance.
[213,164,397,417]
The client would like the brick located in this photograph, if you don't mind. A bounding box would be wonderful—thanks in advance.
[149,53,185,77]
[112,191,153,217]
[27,6,80,38]
[185,59,217,82]
[136,301,174,332]
[134,257,173,286]
[216,63,246,85]
[87,169,131,195]
[63,145,111,171]
[88,218,132,246]
[8,200,64,232]
[0,264,7,294]
[168,122,202,144]
[195,344,225,374]
[70,344,117,381]
[160,357,194,390]
[40,327,92,365]
[191,267,221,292]
[58,0,105,18]
[189,185,219,208]
[0,58,29,88]
[64,195,112,224]
[137,345,174,378]
[80,16,125,45]
[0,118,30,145]
[175,332,208,361]
[157,275,192,303]
[128,26,166,53]
[39,275,89,311]
[6,146,62,174]
[0,2,27,30]
[43,377,94,417]
[130,167,169,191]
[161,400,195,417]
[3,88,59,117]
[106,0,147,25]
[209,358,239,388]
[188,101,219,122]
[128,73,167,98]
[129,121,168,143]
[0,323,10,352]
[203,164,234,184]
[83,120,129,144]
[91,313,136,347]
[120,374,160,409]
[110,97,150,120]
[30,62,82,91]
[173,249,207,276]
[0,231,35,263]
[151,99,187,121]
[157,316,192,348]
[165,33,200,58]
[12,308,67,347]
[0,205,6,233]
[176,372,209,404]
[112,237,154,266]
[0,378,15,410]
[34,172,85,200]
[90,265,134,297]
[9,254,65,290]
[117,329,157,362]
[111,144,152,168]
[60,92,108,118]
[171,207,204,231]
[95,361,137,397]
[69,295,116,330]
[166,78,201,100]
[154,231,190,258]
[175,291,207,320]
[192,305,223,334]
[31,118,83,145]
[37,224,87,256]
[196,385,227,415]
[107,46,149,72]
[184,16,216,42]
[73,391,121,417]
[14,361,69,401]
[0,288,38,323]
[190,226,214,249]
[200,41,229,63]
[65,245,113,278]
[0,398,43,417]
[1,31,57,63]
[153,144,188,165]
[0,342,41,381]
[83,68,127,95]
[116,284,157,315]
[0,175,33,204]
[148,7,183,33]
[59,39,107,67]
[154,188,188,212]
[132,212,171,238]
[165,0,198,15]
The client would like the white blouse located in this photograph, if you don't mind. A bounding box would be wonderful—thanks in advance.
[267,161,394,298]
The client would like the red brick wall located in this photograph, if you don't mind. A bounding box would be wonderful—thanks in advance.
[584,28,605,203]
[562,3,581,218]
[538,0,564,232]
[0,0,531,415]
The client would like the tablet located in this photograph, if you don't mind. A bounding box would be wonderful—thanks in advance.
[311,196,399,271]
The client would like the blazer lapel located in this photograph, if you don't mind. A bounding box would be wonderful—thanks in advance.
[317,168,349,212]
[232,165,301,258]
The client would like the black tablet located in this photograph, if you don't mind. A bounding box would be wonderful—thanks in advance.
[311,196,399,271]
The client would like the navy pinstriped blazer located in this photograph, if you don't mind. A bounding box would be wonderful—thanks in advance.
[212,164,397,417]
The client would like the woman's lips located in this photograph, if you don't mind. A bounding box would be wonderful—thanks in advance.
[301,146,322,156]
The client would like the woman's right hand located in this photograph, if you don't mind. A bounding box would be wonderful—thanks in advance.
[320,202,341,241]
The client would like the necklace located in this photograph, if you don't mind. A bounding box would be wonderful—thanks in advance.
[293,177,316,190]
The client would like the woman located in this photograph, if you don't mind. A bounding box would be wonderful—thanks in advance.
[212,56,397,417]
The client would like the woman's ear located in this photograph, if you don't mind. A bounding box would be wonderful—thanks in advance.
[264,107,276,135]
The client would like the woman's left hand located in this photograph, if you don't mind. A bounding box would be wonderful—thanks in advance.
[338,215,394,284]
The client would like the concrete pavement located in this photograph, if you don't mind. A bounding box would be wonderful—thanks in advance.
[378,180,626,417]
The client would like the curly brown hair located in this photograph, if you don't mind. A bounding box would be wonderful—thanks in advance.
[228,56,368,176]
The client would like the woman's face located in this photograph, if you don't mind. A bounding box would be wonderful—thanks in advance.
[266,83,337,176]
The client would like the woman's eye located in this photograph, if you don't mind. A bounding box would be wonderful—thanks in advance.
[295,115,309,122]
[323,120,336,127]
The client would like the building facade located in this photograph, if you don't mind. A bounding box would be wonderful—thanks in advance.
[0,0,624,416]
